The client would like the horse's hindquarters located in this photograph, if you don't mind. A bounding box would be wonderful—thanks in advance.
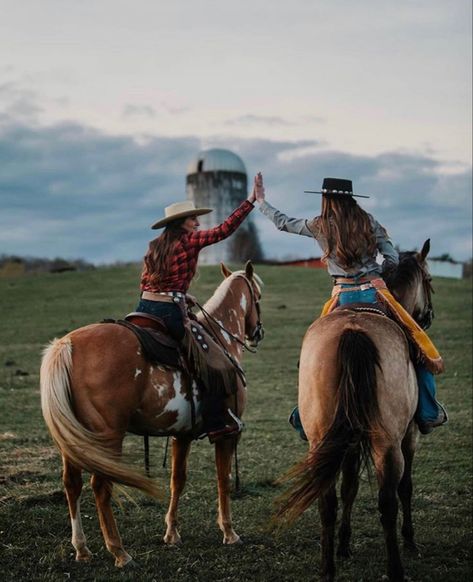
[298,312,418,443]
[69,324,147,433]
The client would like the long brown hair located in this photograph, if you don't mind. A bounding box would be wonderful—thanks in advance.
[143,219,185,284]
[318,195,376,268]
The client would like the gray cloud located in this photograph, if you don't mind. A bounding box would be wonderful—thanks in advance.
[0,119,471,264]
[123,104,156,118]
[224,114,326,128]
[0,81,44,123]
[225,114,296,127]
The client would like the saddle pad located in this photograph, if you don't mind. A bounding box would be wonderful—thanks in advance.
[103,319,182,369]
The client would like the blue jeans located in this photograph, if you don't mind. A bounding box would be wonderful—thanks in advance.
[415,365,441,423]
[136,299,185,341]
[338,285,377,305]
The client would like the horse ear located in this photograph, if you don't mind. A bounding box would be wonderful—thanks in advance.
[245,260,254,279]
[419,239,431,262]
[220,263,232,278]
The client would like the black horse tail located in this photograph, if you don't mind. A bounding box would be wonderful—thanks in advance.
[273,329,381,525]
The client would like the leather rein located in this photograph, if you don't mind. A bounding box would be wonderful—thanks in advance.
[195,274,263,354]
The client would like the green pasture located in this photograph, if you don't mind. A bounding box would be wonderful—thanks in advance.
[0,265,471,581]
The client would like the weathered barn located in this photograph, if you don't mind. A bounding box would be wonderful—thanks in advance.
[186,148,263,265]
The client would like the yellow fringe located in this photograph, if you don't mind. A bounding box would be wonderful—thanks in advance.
[319,287,444,375]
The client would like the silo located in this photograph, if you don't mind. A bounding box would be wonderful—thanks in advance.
[186,148,263,265]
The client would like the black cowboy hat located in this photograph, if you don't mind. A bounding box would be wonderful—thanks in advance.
[304,177,370,198]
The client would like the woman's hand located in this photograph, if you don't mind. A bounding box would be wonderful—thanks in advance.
[247,187,256,204]
[254,172,265,203]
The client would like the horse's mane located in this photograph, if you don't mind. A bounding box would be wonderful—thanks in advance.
[203,270,263,314]
[203,275,234,314]
[384,251,423,293]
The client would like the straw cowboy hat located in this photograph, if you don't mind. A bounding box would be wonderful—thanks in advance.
[151,201,213,229]
[305,177,370,199]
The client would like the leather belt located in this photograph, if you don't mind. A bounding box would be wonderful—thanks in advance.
[331,277,387,297]
[142,291,183,304]
[334,275,378,284]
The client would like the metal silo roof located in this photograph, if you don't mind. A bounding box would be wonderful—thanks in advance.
[187,148,246,175]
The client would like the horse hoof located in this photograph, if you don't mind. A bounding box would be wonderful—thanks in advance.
[223,535,242,545]
[404,540,420,556]
[114,553,135,568]
[163,534,182,546]
[75,547,93,562]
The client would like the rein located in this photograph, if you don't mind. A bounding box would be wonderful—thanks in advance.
[196,302,258,353]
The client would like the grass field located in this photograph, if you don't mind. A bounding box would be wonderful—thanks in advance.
[0,264,471,582]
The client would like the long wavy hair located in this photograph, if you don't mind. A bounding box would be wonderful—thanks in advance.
[318,195,377,269]
[143,219,186,285]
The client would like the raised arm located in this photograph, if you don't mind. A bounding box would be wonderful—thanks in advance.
[373,218,399,269]
[188,199,254,248]
[254,172,313,237]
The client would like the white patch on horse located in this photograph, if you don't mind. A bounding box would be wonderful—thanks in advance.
[217,320,232,345]
[240,293,247,311]
[158,372,189,431]
[71,497,86,550]
[152,381,167,397]
[134,368,142,379]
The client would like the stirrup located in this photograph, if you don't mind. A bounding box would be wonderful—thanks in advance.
[198,409,244,442]
[227,408,244,432]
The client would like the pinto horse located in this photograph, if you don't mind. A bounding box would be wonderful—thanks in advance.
[40,261,263,567]
[274,241,435,582]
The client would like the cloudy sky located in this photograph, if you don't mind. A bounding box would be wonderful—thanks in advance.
[0,0,471,263]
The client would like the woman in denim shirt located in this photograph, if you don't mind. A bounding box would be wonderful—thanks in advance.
[253,172,446,436]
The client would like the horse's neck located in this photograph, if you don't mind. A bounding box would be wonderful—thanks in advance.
[394,281,420,317]
[199,277,247,360]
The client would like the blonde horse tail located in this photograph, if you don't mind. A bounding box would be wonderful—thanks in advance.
[40,336,161,498]
[273,328,381,526]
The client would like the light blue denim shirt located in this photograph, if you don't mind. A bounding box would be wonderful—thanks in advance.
[258,200,399,278]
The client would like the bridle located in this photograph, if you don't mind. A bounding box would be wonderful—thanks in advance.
[195,273,264,353]
[418,265,434,330]
[235,274,264,347]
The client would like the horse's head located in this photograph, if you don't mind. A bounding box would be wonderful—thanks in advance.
[221,260,265,348]
[384,239,434,330]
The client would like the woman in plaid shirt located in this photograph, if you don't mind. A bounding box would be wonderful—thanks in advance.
[136,189,256,441]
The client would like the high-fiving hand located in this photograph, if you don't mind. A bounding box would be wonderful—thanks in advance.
[254,172,265,203]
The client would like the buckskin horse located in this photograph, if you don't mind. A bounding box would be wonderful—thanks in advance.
[274,241,436,582]
[40,261,264,567]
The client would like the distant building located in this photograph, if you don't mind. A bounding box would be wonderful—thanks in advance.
[186,148,263,265]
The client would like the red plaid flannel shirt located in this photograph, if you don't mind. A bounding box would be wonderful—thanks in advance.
[141,200,254,294]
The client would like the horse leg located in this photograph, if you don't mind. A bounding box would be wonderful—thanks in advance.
[215,437,241,544]
[399,423,418,552]
[318,484,338,582]
[375,446,405,582]
[90,474,133,568]
[337,447,360,558]
[63,456,92,561]
[164,437,192,545]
